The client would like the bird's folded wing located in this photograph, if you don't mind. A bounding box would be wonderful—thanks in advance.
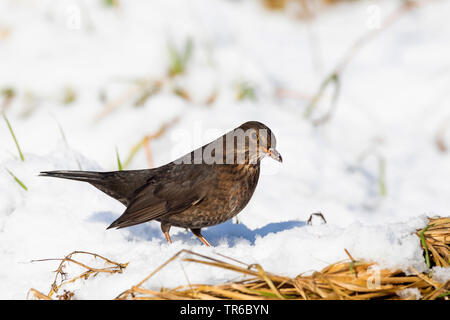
[108,167,210,228]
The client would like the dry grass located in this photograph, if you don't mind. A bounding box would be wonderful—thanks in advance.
[417,217,449,268]
[28,251,128,300]
[115,252,448,300]
[29,218,449,300]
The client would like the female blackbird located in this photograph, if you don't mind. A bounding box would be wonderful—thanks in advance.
[40,121,282,246]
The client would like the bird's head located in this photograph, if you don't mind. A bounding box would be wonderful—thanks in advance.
[176,121,282,165]
[232,121,282,164]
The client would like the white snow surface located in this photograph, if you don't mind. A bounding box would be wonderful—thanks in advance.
[0,0,449,299]
[396,288,422,300]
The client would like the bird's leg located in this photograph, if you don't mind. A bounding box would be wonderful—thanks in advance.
[191,228,211,247]
[161,223,172,244]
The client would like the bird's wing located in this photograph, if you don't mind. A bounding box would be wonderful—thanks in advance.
[108,165,212,229]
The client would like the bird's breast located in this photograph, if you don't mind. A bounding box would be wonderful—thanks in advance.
[208,164,261,218]
[161,164,261,229]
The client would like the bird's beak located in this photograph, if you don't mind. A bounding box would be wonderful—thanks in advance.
[266,148,282,163]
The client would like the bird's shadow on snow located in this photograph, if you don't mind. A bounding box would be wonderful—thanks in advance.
[199,220,306,246]
[89,211,305,246]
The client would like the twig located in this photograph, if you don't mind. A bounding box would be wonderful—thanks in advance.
[27,288,52,300]
[344,249,358,278]
[94,79,163,121]
[307,212,327,225]
[123,117,179,168]
[31,250,128,299]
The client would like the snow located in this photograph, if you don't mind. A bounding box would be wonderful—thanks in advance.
[396,288,422,300]
[0,0,449,299]
[432,267,450,284]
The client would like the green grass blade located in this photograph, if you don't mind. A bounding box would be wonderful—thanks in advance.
[2,112,24,161]
[6,169,28,191]
[349,260,355,276]
[168,38,193,77]
[236,82,256,101]
[419,224,434,269]
[304,72,339,119]
[116,147,123,171]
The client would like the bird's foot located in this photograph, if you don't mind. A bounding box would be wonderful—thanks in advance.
[161,223,172,244]
[191,228,211,247]
[164,231,172,244]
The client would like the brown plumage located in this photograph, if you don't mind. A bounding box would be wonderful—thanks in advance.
[40,121,282,246]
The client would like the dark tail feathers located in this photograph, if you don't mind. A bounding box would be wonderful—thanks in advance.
[39,169,154,207]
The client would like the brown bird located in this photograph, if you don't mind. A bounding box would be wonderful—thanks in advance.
[40,121,282,246]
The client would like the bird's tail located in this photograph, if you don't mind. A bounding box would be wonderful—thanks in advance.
[39,169,153,207]
[39,170,104,183]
